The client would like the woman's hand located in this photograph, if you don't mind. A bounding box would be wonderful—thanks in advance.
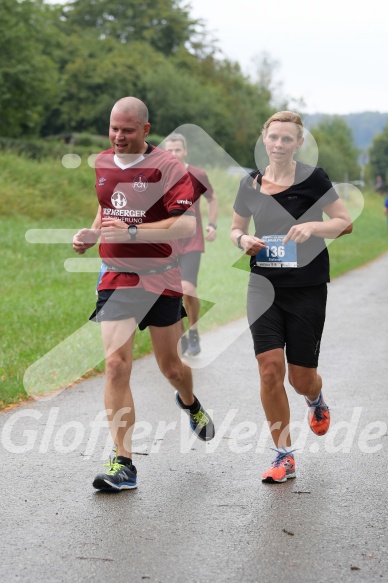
[240,235,268,256]
[283,222,315,244]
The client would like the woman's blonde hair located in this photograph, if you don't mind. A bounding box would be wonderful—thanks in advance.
[262,111,304,139]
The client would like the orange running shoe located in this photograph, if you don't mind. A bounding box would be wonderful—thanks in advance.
[305,394,330,435]
[261,449,296,483]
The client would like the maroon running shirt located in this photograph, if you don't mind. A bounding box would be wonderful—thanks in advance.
[177,165,215,254]
[95,144,195,296]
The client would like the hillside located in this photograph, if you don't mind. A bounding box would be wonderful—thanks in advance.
[304,111,388,152]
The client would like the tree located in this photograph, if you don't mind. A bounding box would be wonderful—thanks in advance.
[60,0,198,56]
[368,122,388,187]
[0,0,61,137]
[0,0,277,161]
[310,117,360,182]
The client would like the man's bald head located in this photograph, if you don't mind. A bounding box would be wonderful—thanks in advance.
[111,97,149,125]
[109,97,151,156]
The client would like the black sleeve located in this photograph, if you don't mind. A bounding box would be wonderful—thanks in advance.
[169,209,196,216]
[314,167,339,207]
[233,172,259,218]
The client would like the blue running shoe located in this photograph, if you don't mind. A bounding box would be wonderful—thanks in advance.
[175,391,215,441]
[93,449,137,491]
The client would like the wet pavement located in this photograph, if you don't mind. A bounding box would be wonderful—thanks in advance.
[1,253,388,583]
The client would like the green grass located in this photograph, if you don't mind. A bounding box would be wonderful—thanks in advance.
[1,153,387,408]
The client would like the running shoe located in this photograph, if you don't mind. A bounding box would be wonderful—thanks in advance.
[305,394,330,436]
[186,329,201,356]
[93,448,137,491]
[175,391,215,441]
[261,448,296,483]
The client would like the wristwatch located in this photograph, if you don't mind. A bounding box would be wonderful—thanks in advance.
[208,223,217,230]
[128,224,138,241]
[236,234,245,250]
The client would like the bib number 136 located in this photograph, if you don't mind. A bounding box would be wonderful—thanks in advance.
[256,235,297,268]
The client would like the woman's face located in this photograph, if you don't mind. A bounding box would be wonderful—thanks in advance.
[263,121,304,164]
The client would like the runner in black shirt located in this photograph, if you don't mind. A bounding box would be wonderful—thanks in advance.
[231,111,353,483]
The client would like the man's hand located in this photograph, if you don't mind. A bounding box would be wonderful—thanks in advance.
[100,217,130,242]
[205,224,217,242]
[72,228,100,255]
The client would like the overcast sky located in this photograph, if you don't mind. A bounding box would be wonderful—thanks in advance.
[189,0,387,115]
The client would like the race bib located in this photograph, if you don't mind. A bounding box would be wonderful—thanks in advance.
[256,235,297,268]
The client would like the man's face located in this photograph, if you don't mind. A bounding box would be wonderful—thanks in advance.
[165,140,187,164]
[109,110,150,156]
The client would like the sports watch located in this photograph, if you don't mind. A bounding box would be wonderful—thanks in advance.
[128,224,138,241]
[236,234,245,250]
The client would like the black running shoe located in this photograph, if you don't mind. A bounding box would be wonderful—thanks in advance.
[93,450,137,491]
[175,391,215,441]
[186,329,201,356]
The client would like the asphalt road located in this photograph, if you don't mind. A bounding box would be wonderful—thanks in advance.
[1,253,388,583]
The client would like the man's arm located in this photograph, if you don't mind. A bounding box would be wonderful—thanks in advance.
[72,205,101,255]
[100,213,196,243]
[91,205,102,229]
[205,193,218,241]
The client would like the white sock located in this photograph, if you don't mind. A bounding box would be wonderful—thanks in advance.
[277,446,294,455]
[306,392,322,406]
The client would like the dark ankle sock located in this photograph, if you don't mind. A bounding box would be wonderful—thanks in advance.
[116,455,133,467]
[188,397,200,414]
[177,393,200,413]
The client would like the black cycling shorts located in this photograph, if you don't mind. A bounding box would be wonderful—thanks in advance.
[247,281,327,368]
[178,251,201,287]
[90,288,186,330]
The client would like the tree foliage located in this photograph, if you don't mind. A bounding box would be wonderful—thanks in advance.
[368,122,388,186]
[310,117,360,182]
[0,0,60,136]
[61,0,196,55]
[0,0,357,171]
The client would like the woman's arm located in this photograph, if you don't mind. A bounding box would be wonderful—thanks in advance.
[230,212,267,256]
[283,198,353,244]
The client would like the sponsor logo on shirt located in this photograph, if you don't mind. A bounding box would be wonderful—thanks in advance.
[111,191,127,209]
[133,175,148,192]
[98,177,107,186]
[103,208,146,218]
[177,199,193,206]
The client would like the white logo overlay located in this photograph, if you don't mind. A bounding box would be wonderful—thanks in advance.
[132,175,148,192]
[23,124,365,400]
[111,191,127,209]
[1,406,386,458]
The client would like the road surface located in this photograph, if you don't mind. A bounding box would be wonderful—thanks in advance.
[1,253,388,582]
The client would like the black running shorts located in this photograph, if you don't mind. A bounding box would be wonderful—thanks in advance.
[178,251,201,287]
[90,288,186,330]
[247,281,327,368]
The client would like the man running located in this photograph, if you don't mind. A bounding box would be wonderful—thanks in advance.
[73,97,215,492]
[165,133,218,356]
